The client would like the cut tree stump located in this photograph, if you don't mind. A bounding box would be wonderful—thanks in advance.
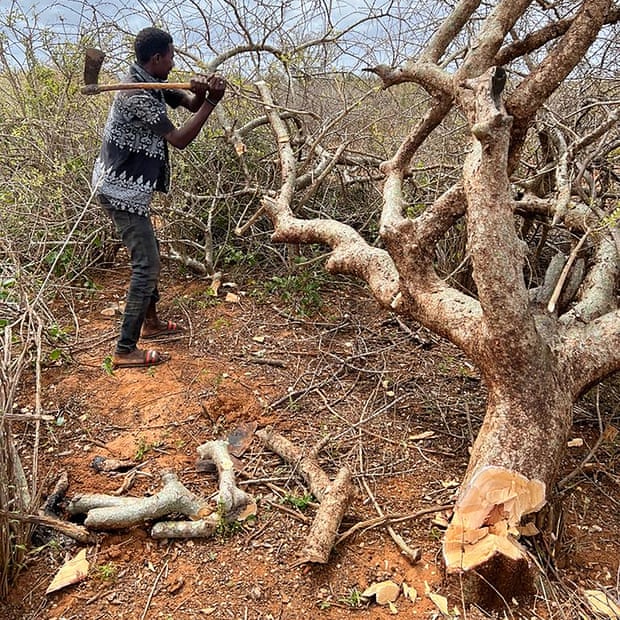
[443,466,547,604]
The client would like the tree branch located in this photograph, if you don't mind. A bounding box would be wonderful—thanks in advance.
[559,233,619,325]
[507,0,612,165]
[67,471,208,530]
[562,310,620,398]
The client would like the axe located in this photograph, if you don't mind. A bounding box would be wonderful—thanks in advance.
[81,48,192,95]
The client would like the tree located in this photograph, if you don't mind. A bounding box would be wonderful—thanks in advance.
[251,1,619,606]
[0,0,618,608]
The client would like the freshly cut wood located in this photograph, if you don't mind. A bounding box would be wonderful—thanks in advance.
[583,589,620,619]
[45,549,89,595]
[443,466,545,574]
[362,580,400,605]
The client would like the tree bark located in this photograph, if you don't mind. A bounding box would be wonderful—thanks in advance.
[256,427,353,565]
[196,439,252,517]
[443,381,573,606]
[67,471,209,530]
[297,466,353,565]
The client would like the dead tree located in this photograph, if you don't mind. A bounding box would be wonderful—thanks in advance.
[249,1,620,608]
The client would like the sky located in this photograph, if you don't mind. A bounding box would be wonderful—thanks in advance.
[3,1,616,79]
[0,0,437,75]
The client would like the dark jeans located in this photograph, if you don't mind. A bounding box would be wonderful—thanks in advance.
[100,198,160,354]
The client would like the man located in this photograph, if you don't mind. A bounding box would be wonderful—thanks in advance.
[93,27,225,369]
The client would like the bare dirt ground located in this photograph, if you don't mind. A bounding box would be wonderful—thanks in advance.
[3,262,619,620]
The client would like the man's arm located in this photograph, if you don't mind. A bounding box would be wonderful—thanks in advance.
[165,74,226,149]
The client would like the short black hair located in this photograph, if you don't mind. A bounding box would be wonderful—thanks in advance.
[134,27,173,64]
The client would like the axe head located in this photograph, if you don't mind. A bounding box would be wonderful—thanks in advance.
[83,48,106,86]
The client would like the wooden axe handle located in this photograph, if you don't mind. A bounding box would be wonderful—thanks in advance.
[81,82,192,95]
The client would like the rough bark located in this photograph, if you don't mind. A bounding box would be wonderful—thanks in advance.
[255,426,331,500]
[296,466,353,565]
[257,427,352,565]
[428,68,574,604]
[196,439,252,517]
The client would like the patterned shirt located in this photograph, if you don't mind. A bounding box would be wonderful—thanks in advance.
[92,63,184,216]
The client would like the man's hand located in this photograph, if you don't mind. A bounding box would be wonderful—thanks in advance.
[206,73,226,104]
[168,73,226,147]
[189,75,210,96]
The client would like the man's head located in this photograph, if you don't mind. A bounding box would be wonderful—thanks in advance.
[134,27,174,79]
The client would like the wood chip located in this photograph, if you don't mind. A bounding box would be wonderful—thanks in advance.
[402,582,417,604]
[583,589,620,619]
[362,580,400,605]
[428,591,450,616]
[45,549,89,595]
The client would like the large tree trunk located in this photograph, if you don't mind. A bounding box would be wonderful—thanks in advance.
[443,373,573,606]
[436,67,571,604]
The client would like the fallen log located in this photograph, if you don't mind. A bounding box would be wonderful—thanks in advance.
[255,426,330,500]
[256,426,351,565]
[67,471,209,530]
[296,466,352,564]
[195,439,252,517]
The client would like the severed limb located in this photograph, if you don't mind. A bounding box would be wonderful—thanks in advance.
[295,466,353,565]
[151,515,218,539]
[154,440,255,538]
[255,426,330,500]
[67,471,209,530]
[256,427,352,565]
[195,439,252,518]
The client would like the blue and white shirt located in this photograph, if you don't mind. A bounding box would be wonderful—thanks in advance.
[92,63,184,216]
